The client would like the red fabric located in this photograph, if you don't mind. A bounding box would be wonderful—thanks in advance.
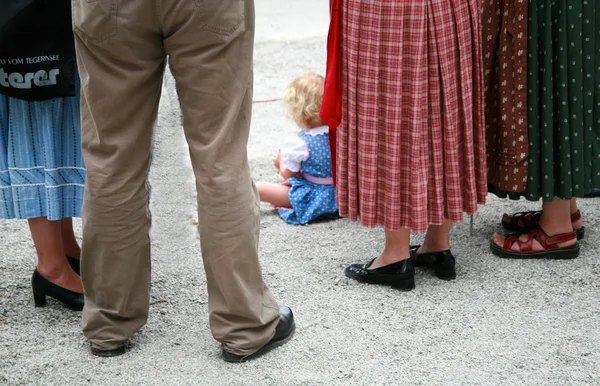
[335,0,487,232]
[320,0,342,186]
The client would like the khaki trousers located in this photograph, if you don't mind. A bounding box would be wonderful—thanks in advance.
[73,0,280,355]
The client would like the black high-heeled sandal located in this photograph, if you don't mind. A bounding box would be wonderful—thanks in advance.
[67,256,80,276]
[31,270,84,311]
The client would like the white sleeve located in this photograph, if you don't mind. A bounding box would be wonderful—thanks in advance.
[280,136,309,172]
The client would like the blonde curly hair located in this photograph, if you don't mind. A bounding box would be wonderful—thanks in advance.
[283,72,325,129]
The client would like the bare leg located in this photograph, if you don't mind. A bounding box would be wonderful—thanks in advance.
[538,198,575,236]
[418,219,453,253]
[368,228,411,269]
[28,217,82,293]
[570,198,578,214]
[570,198,584,230]
[493,197,576,251]
[256,181,292,209]
[61,218,81,259]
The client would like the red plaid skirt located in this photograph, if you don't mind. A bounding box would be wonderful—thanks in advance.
[336,0,487,232]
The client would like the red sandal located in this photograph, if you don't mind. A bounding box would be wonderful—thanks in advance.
[490,226,580,260]
[501,210,585,240]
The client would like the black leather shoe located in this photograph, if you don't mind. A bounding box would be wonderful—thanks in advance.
[222,306,295,363]
[31,270,84,311]
[344,258,415,290]
[90,343,129,358]
[410,245,456,281]
[67,256,80,276]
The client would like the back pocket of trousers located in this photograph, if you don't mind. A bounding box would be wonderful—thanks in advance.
[194,0,245,36]
[72,0,118,44]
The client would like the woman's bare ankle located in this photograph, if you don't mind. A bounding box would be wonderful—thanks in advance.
[418,241,450,254]
[369,253,409,269]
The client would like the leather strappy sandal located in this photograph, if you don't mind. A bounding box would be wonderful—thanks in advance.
[501,210,585,240]
[490,226,580,260]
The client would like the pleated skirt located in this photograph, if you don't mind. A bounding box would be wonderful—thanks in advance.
[336,0,488,232]
[0,79,85,221]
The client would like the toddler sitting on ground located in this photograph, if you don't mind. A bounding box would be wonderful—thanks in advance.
[256,72,339,225]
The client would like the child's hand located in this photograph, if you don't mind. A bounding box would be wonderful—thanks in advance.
[273,149,282,169]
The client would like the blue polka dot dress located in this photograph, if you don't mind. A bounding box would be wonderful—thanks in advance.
[278,126,339,225]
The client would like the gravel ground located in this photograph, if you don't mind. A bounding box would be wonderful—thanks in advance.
[1,1,599,385]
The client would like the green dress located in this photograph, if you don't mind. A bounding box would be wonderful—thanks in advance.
[491,0,600,201]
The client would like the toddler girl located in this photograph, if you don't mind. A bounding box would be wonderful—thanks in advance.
[256,72,339,225]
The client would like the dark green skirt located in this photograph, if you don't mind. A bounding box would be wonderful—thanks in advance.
[492,0,600,201]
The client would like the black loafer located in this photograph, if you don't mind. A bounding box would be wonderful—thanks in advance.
[410,245,456,281]
[90,343,129,358]
[344,258,415,290]
[222,306,295,363]
[31,270,84,311]
[67,256,80,276]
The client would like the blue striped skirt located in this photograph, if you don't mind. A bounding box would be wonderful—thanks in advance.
[0,82,85,220]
